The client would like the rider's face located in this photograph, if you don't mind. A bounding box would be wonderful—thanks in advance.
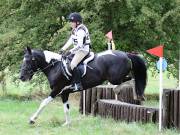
[70,21,80,29]
[70,22,77,29]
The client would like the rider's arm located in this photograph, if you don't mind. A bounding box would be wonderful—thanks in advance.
[61,35,73,51]
[70,29,86,52]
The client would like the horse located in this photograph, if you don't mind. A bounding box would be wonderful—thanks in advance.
[19,47,147,126]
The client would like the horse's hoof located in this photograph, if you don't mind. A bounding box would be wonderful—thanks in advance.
[137,95,146,101]
[62,122,71,127]
[29,120,35,124]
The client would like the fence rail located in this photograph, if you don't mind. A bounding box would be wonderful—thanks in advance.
[79,84,141,115]
[79,86,180,129]
[97,99,159,123]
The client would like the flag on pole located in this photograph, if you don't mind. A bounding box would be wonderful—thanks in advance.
[106,30,116,50]
[105,30,113,40]
[111,40,115,50]
[146,45,164,131]
[146,45,163,57]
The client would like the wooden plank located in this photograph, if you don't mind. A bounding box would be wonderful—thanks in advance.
[162,90,171,128]
[79,91,83,114]
[178,91,180,128]
[129,87,133,103]
[147,109,154,123]
[173,90,178,128]
[102,87,106,99]
[129,87,133,100]
[129,106,133,122]
[117,105,121,120]
[139,108,143,122]
[124,106,128,122]
[111,88,115,99]
[132,107,136,122]
[97,99,158,124]
[97,87,103,100]
[85,89,92,114]
[113,105,117,120]
[126,106,130,122]
[135,107,138,122]
[122,105,125,121]
[91,87,97,114]
[106,87,112,99]
[143,109,147,123]
[169,90,174,127]
[124,89,128,102]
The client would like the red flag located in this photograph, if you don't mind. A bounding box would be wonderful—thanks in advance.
[105,30,113,40]
[146,45,163,57]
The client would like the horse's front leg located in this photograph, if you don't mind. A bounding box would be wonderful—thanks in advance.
[29,96,53,124]
[61,92,70,126]
[29,89,59,124]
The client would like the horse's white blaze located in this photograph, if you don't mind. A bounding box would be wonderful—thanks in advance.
[44,51,62,63]
[97,50,117,57]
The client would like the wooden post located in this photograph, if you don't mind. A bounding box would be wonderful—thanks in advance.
[162,89,171,128]
[83,90,86,116]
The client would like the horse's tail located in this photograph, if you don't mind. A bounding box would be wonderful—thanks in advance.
[127,53,147,100]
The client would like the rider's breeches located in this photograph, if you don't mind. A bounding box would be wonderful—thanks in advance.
[70,50,89,70]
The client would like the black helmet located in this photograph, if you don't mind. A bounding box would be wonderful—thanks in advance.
[67,12,82,23]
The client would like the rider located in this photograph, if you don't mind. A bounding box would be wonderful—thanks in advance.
[60,12,91,91]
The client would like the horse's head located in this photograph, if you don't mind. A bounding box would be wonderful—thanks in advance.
[19,47,38,81]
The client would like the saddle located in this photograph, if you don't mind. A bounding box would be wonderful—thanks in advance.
[61,52,95,80]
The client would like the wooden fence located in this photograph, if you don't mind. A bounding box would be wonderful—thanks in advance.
[162,89,180,128]
[97,99,159,123]
[79,86,180,129]
[79,84,141,115]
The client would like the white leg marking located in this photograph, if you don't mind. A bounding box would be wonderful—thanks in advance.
[62,101,71,126]
[30,96,53,123]
[132,79,137,100]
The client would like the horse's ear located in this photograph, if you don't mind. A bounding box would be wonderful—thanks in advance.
[26,46,32,55]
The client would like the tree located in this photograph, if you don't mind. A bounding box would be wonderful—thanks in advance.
[0,0,179,78]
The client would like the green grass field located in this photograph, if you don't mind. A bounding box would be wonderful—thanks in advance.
[0,71,179,135]
[0,97,179,135]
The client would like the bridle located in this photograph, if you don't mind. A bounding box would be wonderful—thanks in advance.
[21,56,59,76]
[21,52,71,81]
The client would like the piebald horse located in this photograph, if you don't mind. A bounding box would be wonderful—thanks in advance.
[19,47,147,126]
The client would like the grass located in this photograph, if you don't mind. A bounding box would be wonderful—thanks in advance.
[0,70,179,134]
[0,97,179,135]
[145,70,178,94]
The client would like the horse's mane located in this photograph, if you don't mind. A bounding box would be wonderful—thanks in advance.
[32,49,62,64]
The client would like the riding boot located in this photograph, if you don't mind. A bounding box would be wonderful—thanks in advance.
[71,67,83,91]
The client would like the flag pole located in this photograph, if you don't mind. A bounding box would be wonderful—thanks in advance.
[146,45,164,131]
[159,57,163,131]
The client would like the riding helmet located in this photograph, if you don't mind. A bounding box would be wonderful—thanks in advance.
[67,12,82,23]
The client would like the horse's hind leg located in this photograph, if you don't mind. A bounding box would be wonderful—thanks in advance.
[131,79,137,100]
[61,92,71,126]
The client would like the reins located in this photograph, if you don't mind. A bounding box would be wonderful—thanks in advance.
[22,59,60,76]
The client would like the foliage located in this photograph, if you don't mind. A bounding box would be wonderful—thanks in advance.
[0,0,179,78]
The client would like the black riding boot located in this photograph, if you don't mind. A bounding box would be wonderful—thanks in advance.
[71,67,83,91]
